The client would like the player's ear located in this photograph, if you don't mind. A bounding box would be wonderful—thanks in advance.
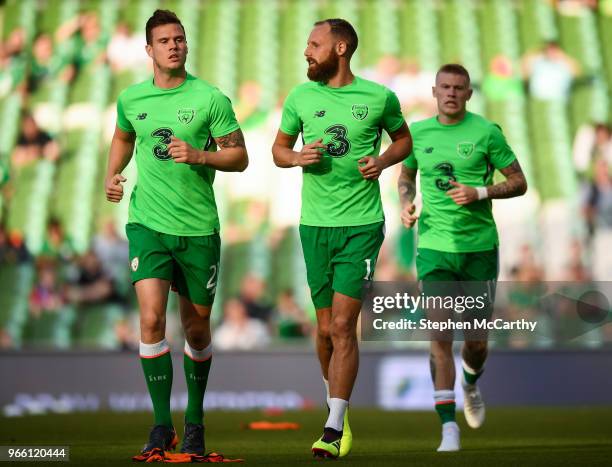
[432,86,436,98]
[336,40,347,57]
[466,87,473,100]
[145,43,153,59]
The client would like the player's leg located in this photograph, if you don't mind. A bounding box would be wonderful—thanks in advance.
[299,226,335,413]
[417,248,461,451]
[312,222,384,458]
[127,223,177,462]
[460,249,498,429]
[172,232,221,458]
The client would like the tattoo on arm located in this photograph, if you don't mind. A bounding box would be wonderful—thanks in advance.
[487,159,527,199]
[398,165,417,204]
[215,129,246,149]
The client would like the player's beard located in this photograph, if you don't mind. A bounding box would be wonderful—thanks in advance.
[307,50,340,83]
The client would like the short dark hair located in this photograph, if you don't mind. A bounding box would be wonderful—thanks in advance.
[314,18,358,58]
[436,63,471,85]
[146,9,185,45]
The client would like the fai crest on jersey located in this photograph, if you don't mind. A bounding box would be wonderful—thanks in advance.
[177,108,195,124]
[457,142,474,159]
[352,104,368,120]
[131,257,139,272]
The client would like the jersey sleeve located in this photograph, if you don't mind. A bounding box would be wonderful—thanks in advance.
[403,150,418,169]
[279,90,301,136]
[382,89,405,133]
[208,89,241,138]
[488,123,517,169]
[116,93,134,132]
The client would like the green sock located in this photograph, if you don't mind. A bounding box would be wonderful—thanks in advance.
[462,362,483,385]
[183,342,212,425]
[140,340,173,428]
[434,390,456,424]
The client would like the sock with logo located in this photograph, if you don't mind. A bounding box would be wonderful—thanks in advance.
[140,339,173,428]
[183,341,212,425]
[434,390,456,424]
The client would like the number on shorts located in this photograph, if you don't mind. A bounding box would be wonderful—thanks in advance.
[364,258,374,280]
[206,263,220,295]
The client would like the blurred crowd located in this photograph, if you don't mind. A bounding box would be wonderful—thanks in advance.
[1,1,612,351]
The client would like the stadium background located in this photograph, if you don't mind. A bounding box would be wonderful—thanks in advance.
[0,0,611,459]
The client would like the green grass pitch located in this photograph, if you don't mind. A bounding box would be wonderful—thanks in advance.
[1,408,611,465]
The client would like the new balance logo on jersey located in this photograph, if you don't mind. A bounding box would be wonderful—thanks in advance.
[314,110,326,118]
[425,147,434,153]
[136,113,147,120]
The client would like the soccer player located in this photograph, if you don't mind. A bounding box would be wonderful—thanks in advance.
[398,64,527,451]
[272,19,412,459]
[105,10,248,462]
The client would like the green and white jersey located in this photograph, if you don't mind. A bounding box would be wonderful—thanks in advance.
[280,76,405,227]
[404,112,516,253]
[116,73,240,236]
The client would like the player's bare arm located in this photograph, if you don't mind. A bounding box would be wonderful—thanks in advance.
[398,164,418,229]
[105,125,136,203]
[447,159,527,206]
[359,122,412,180]
[272,130,327,168]
[168,128,248,172]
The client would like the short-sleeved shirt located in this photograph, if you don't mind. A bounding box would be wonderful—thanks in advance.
[280,76,405,227]
[404,112,516,252]
[116,73,240,236]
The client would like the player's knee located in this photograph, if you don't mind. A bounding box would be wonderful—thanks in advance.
[140,312,165,334]
[317,321,331,341]
[330,317,356,342]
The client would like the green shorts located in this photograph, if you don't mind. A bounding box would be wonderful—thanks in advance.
[126,223,221,306]
[417,248,498,323]
[299,222,385,309]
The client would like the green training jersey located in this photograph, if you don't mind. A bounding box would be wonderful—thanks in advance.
[280,76,405,227]
[404,112,516,253]
[116,73,240,236]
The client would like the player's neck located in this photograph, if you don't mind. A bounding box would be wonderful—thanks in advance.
[153,67,187,89]
[437,109,467,125]
[325,67,355,88]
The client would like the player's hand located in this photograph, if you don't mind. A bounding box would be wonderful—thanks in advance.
[293,138,326,167]
[447,180,479,205]
[168,136,206,164]
[401,202,418,229]
[358,156,386,180]
[105,174,126,203]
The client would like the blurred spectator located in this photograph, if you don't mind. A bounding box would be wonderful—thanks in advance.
[40,217,75,263]
[92,218,129,282]
[555,0,598,15]
[563,239,591,282]
[482,54,524,102]
[509,244,545,282]
[65,250,122,306]
[363,55,402,89]
[585,159,612,280]
[521,41,580,101]
[573,122,612,177]
[107,22,148,73]
[0,28,27,97]
[29,260,65,318]
[11,112,60,167]
[274,289,313,339]
[115,317,138,351]
[27,33,75,93]
[214,298,270,350]
[239,274,273,322]
[0,328,13,349]
[393,60,436,120]
[56,13,109,71]
[0,226,31,264]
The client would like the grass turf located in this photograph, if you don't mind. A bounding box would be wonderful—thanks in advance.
[1,408,611,465]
